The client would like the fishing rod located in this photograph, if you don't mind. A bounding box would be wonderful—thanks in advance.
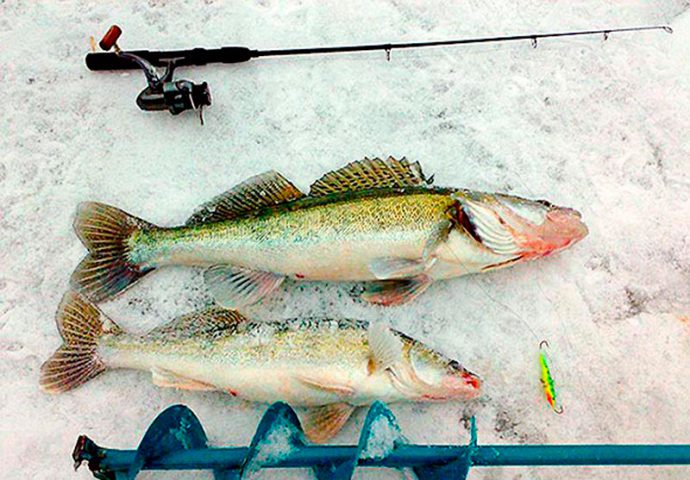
[87,24,672,122]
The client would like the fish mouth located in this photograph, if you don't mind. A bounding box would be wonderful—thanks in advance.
[512,206,588,258]
[545,207,589,251]
[441,366,483,396]
[462,371,482,390]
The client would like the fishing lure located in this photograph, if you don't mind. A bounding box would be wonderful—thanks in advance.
[539,340,563,414]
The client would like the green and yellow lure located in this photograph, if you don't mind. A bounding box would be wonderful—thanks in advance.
[539,340,563,414]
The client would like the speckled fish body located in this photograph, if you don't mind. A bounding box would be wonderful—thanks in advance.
[130,189,483,280]
[103,316,404,406]
[70,158,588,306]
[40,292,481,441]
[103,311,481,407]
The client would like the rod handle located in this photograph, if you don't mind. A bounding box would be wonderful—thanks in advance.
[85,47,254,71]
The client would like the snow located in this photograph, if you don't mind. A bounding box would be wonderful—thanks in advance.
[360,415,402,460]
[1,1,689,479]
[243,424,298,478]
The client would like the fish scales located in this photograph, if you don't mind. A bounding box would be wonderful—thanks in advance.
[105,318,371,366]
[129,190,454,277]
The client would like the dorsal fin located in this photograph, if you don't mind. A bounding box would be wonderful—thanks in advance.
[308,157,431,197]
[186,171,305,225]
[145,307,247,341]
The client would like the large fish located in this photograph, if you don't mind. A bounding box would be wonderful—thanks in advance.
[40,291,481,441]
[71,157,587,306]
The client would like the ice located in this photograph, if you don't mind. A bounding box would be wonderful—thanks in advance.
[243,424,298,479]
[255,425,297,463]
[360,415,403,460]
[1,1,689,479]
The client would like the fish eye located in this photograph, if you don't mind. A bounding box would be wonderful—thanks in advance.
[447,360,462,370]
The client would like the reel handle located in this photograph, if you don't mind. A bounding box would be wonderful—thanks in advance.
[99,25,122,51]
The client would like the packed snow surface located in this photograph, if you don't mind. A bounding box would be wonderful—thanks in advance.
[1,1,689,479]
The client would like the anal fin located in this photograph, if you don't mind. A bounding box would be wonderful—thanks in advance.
[302,403,356,443]
[151,367,217,391]
[204,265,284,308]
[362,275,432,306]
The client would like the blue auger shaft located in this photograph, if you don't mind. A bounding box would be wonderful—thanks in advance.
[75,445,690,471]
[72,403,690,479]
[77,442,690,470]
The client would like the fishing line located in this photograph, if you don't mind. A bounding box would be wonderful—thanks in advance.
[443,239,540,342]
[504,167,598,412]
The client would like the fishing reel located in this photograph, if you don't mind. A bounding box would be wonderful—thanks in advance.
[96,26,211,123]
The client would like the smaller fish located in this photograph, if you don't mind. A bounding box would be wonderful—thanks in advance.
[40,291,481,442]
[539,340,563,414]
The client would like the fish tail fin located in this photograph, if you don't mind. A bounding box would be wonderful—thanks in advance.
[39,291,123,394]
[70,202,156,302]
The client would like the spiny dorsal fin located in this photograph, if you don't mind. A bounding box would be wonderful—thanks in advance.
[145,307,247,341]
[308,157,431,197]
[187,171,305,225]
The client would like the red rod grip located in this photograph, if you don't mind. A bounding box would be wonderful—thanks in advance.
[99,25,122,51]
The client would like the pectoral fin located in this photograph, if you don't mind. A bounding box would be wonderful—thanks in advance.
[204,265,284,308]
[367,322,403,372]
[369,257,427,280]
[368,220,451,280]
[151,367,217,391]
[361,275,432,306]
[301,403,356,443]
[297,375,355,398]
[423,219,452,261]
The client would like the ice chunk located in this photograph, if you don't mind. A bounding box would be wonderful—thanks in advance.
[360,415,403,460]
